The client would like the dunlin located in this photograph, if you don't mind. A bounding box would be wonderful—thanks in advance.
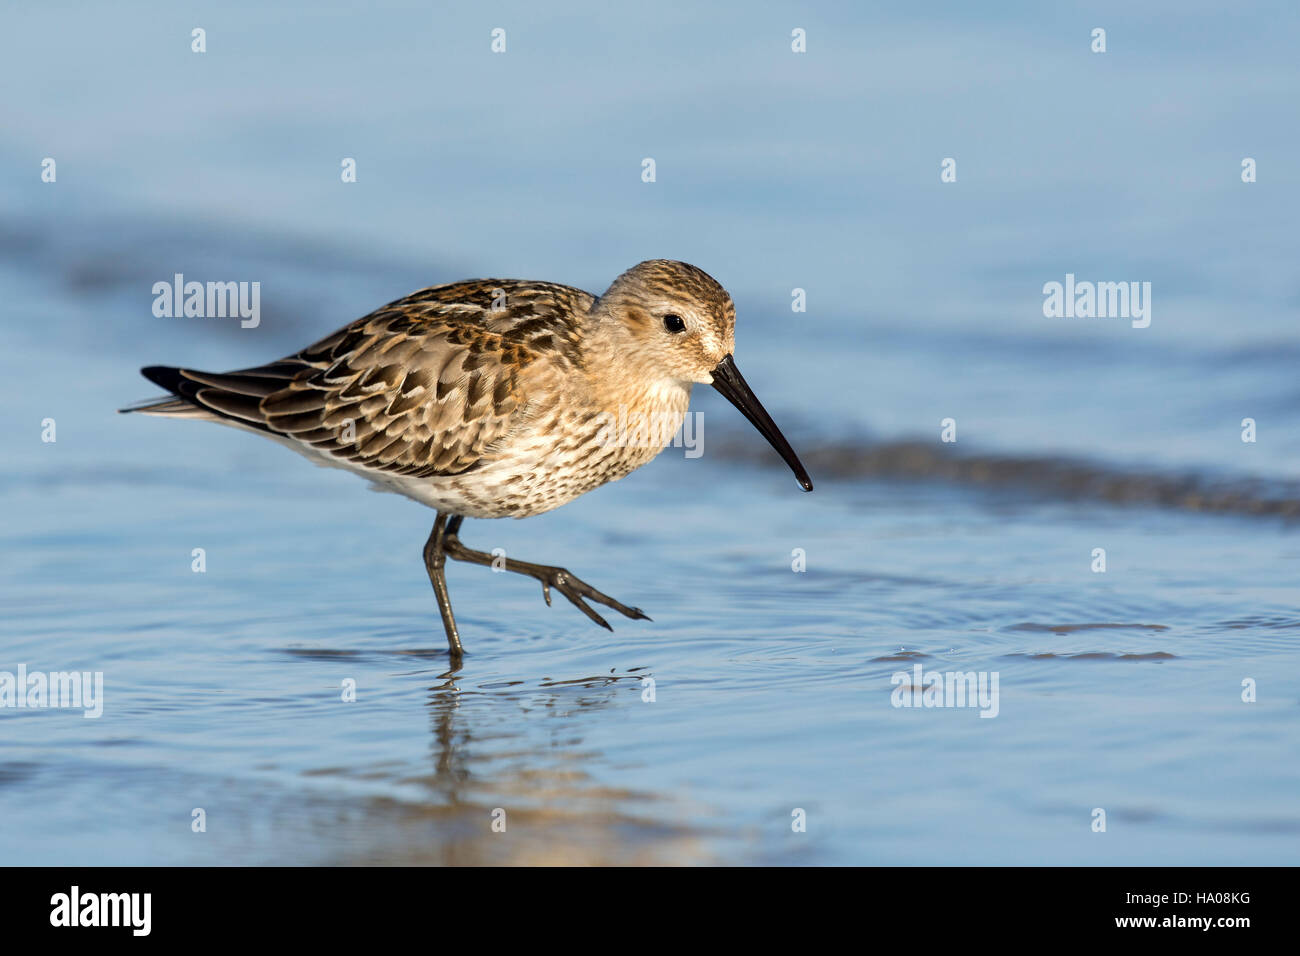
[123,260,812,659]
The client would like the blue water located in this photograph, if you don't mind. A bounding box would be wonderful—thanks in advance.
[1,1,1298,865]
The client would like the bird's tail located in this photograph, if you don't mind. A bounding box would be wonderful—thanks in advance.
[119,366,220,419]
[119,364,302,434]
[119,395,217,418]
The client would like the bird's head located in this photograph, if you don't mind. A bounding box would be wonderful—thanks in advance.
[593,259,813,492]
[595,258,735,383]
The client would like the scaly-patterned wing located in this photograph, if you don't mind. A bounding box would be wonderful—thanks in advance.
[139,279,591,477]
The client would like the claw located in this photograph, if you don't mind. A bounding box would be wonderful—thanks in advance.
[577,601,613,631]
[573,584,650,622]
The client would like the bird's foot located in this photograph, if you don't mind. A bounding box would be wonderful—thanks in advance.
[442,529,651,631]
[533,566,652,631]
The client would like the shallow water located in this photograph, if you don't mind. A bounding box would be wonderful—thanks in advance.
[3,225,1298,865]
[2,1,1299,865]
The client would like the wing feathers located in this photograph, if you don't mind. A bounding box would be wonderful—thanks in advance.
[130,278,592,478]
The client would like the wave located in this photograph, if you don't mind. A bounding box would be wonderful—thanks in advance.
[714,436,1300,519]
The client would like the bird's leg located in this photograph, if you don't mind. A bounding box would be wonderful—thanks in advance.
[423,514,465,660]
[442,516,651,631]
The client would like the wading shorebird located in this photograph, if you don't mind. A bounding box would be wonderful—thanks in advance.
[123,260,812,659]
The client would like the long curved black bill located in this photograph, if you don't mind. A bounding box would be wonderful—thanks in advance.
[710,354,813,492]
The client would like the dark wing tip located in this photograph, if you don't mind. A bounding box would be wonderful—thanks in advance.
[140,365,188,394]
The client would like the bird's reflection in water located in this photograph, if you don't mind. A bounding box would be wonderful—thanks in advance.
[336,652,707,865]
[425,662,469,798]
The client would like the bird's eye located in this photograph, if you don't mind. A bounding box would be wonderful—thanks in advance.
[662,314,686,333]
